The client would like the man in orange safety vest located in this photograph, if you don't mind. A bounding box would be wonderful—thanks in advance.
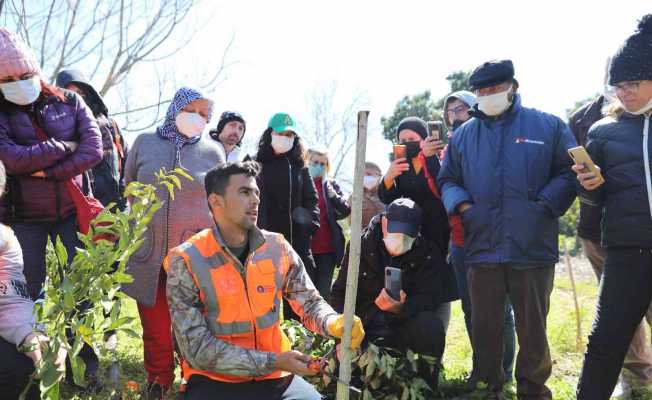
[166,161,365,399]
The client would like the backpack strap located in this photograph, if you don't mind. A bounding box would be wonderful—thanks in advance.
[418,152,441,199]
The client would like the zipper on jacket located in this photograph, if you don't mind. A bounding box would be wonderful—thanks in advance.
[642,114,652,219]
[286,156,293,245]
[162,146,177,266]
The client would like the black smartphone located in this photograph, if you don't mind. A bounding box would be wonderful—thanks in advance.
[384,267,402,301]
[427,121,443,140]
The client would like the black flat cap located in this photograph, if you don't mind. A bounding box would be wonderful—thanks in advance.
[469,59,515,91]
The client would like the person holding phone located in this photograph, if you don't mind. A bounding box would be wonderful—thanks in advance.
[330,198,457,392]
[438,59,577,399]
[379,117,450,253]
[575,14,652,400]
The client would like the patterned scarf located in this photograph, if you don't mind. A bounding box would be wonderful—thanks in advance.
[157,87,209,163]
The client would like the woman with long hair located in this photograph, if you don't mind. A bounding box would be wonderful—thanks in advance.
[254,113,320,317]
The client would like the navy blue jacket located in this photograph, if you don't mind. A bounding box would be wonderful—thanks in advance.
[580,112,652,248]
[437,95,577,267]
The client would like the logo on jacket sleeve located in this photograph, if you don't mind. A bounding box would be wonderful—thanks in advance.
[515,137,545,145]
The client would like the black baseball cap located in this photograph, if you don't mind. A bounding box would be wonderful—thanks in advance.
[386,198,423,238]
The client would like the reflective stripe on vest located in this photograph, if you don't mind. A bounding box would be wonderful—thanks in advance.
[175,229,291,382]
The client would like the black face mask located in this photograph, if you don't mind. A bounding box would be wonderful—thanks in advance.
[451,120,464,131]
[402,141,421,158]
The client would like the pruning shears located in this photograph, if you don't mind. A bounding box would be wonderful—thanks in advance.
[307,346,362,394]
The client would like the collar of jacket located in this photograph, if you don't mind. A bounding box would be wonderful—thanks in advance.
[470,93,522,121]
[576,96,606,128]
[211,222,266,254]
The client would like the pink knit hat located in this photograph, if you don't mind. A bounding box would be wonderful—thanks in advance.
[0,28,40,78]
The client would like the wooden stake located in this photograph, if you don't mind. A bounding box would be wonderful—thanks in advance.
[564,238,583,352]
[336,111,369,400]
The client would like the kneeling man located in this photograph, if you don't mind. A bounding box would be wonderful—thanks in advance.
[166,162,364,400]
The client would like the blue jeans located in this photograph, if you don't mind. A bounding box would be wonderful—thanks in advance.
[450,244,516,381]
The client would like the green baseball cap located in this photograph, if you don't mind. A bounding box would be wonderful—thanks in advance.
[268,112,297,134]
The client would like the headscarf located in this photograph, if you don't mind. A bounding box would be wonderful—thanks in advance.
[157,87,210,162]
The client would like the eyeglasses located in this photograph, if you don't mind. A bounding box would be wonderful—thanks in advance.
[311,161,327,167]
[475,82,512,97]
[608,81,642,95]
[446,104,469,116]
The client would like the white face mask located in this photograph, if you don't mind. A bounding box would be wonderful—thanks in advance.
[271,134,294,154]
[477,85,513,116]
[626,97,652,116]
[383,233,415,256]
[363,175,380,190]
[175,111,206,138]
[0,76,41,105]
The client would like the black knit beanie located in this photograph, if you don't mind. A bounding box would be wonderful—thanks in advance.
[395,117,429,141]
[609,14,652,85]
[209,111,246,142]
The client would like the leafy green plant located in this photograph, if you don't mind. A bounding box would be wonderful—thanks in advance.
[21,167,191,400]
[281,320,437,400]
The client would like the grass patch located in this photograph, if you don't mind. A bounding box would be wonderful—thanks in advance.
[58,265,642,399]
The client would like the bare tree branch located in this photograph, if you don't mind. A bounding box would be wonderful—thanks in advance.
[5,0,232,131]
[303,82,369,186]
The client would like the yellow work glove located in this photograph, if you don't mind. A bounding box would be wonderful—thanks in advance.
[327,314,365,349]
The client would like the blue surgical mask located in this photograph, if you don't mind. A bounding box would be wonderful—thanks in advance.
[309,164,325,178]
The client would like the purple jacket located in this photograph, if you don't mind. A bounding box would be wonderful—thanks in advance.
[0,90,102,222]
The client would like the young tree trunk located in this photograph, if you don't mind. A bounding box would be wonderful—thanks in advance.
[336,111,369,400]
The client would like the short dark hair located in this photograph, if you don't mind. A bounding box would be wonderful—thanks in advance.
[205,161,260,197]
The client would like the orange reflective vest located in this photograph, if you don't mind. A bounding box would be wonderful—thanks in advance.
[166,227,292,383]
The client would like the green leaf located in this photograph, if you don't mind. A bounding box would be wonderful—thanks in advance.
[69,353,87,387]
[121,328,140,338]
[38,361,65,394]
[174,167,194,181]
[54,237,68,268]
[168,174,182,189]
[401,385,409,400]
[113,272,134,284]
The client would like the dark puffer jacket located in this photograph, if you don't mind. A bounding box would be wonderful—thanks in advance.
[568,96,606,243]
[330,214,458,333]
[580,112,652,248]
[57,70,129,210]
[255,146,320,272]
[438,95,577,267]
[0,88,102,222]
